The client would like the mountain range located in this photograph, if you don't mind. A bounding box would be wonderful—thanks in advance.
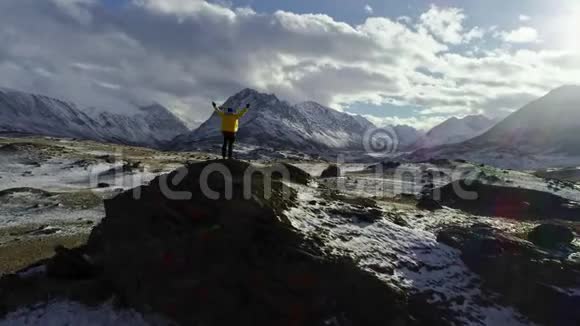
[170,89,378,152]
[410,115,497,150]
[2,85,579,169]
[1,87,430,154]
[406,85,580,168]
[0,88,188,148]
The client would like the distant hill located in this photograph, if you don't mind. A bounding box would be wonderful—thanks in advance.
[411,115,497,149]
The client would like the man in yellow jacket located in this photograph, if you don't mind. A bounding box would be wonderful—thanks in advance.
[212,101,250,159]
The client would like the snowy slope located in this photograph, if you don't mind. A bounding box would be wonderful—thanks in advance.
[170,89,376,152]
[472,85,580,155]
[411,115,497,149]
[406,85,580,169]
[285,183,534,326]
[0,88,188,147]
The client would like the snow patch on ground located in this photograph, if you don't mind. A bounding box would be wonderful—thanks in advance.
[292,163,366,178]
[16,265,46,279]
[0,301,168,326]
[285,184,533,326]
[0,158,167,193]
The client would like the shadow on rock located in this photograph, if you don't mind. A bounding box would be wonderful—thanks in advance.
[429,180,580,220]
[437,224,580,326]
[0,160,444,325]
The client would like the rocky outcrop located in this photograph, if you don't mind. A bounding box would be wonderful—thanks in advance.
[320,164,341,178]
[275,162,312,185]
[528,223,575,248]
[428,180,580,220]
[0,160,440,325]
[416,196,443,211]
[437,224,580,325]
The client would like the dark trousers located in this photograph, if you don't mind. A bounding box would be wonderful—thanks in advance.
[222,131,236,159]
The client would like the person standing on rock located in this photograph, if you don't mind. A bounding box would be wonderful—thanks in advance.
[212,101,250,159]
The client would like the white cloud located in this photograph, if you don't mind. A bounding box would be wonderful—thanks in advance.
[463,26,485,42]
[364,115,447,131]
[0,0,577,128]
[397,16,412,25]
[519,14,531,21]
[364,4,374,15]
[498,26,539,43]
[50,0,96,24]
[418,5,469,44]
[133,0,236,20]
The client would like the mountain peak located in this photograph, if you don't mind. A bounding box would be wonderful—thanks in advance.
[232,88,278,101]
[173,89,378,151]
[139,103,168,113]
[295,101,328,110]
[410,113,497,149]
[298,100,322,106]
[220,88,281,110]
[439,115,491,127]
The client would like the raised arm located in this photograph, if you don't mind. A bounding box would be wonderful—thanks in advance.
[236,103,250,118]
[212,101,224,116]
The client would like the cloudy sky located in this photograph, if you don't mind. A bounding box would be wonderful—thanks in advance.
[0,0,579,129]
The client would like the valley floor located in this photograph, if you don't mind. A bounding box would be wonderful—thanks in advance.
[0,136,211,273]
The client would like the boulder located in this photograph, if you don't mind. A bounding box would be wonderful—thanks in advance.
[367,161,400,171]
[96,154,116,163]
[79,160,412,325]
[416,196,442,211]
[428,180,580,220]
[437,224,580,326]
[320,164,341,178]
[274,162,311,185]
[46,246,98,279]
[528,223,575,248]
[0,160,463,325]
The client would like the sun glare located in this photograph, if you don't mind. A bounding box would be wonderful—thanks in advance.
[558,4,580,51]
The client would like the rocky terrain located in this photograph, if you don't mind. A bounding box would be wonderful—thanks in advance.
[0,136,579,325]
[0,136,216,274]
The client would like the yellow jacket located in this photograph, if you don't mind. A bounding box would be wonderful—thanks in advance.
[214,106,249,133]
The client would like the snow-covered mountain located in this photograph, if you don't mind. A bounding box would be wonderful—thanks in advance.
[0,88,188,147]
[407,85,580,169]
[411,115,497,149]
[170,89,377,152]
